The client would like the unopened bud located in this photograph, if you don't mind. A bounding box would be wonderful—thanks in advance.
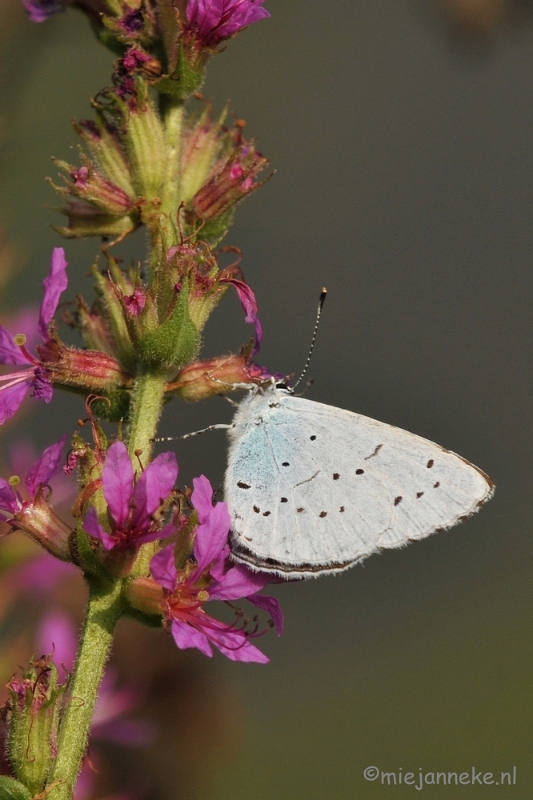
[7,656,66,796]
[167,353,266,401]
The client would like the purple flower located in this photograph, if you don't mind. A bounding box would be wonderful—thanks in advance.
[0,436,67,518]
[0,248,68,424]
[83,441,178,551]
[23,0,66,22]
[185,0,270,47]
[151,475,283,663]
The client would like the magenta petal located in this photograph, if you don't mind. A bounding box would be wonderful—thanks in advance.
[0,379,32,424]
[38,248,68,340]
[223,278,263,354]
[209,563,269,601]
[83,507,115,550]
[131,451,178,529]
[204,619,269,663]
[191,476,230,577]
[37,610,77,670]
[103,442,134,529]
[25,435,67,497]
[171,618,213,657]
[247,593,284,635]
[0,326,28,365]
[0,478,20,514]
[150,545,177,591]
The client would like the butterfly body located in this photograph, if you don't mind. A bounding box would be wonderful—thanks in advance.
[225,384,494,578]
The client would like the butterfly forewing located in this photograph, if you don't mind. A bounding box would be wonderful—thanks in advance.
[225,386,494,578]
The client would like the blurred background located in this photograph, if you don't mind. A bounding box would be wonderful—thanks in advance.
[0,0,532,797]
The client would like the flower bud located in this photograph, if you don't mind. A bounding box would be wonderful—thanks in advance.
[7,656,66,796]
[167,353,266,401]
[190,142,269,223]
[13,495,73,562]
[124,576,165,617]
[36,337,132,392]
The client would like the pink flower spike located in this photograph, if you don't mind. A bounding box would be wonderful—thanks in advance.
[38,247,68,340]
[25,435,67,497]
[102,442,134,530]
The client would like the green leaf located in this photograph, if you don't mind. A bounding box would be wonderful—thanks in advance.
[0,776,33,800]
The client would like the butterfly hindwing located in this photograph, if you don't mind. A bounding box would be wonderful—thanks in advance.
[225,386,494,578]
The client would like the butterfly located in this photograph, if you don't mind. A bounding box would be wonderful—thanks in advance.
[225,383,494,578]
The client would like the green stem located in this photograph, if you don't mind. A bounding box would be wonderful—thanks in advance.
[127,368,168,578]
[47,581,123,800]
[126,368,167,463]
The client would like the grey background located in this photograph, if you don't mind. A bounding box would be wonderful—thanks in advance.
[0,1,532,797]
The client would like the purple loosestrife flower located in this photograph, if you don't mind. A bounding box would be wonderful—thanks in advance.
[83,441,178,551]
[0,248,68,424]
[0,436,72,560]
[185,0,270,48]
[0,436,67,518]
[151,476,283,663]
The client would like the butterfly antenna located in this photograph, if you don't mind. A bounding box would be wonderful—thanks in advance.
[291,288,327,391]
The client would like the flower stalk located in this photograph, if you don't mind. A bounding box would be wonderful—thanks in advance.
[8,3,280,798]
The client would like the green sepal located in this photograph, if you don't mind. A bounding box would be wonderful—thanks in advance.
[91,20,128,56]
[194,207,235,245]
[90,390,131,422]
[138,279,201,367]
[0,777,33,800]
[154,43,205,101]
[74,524,112,583]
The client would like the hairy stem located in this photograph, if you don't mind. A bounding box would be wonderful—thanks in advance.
[47,581,123,800]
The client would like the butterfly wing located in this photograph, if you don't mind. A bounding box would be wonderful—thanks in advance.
[225,388,494,578]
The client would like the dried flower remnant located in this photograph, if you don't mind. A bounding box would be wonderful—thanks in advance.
[147,475,283,662]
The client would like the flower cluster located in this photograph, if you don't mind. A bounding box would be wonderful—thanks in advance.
[127,476,282,662]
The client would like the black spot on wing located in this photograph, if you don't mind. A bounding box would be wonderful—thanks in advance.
[281,497,288,503]
[310,435,316,441]
[253,505,260,513]
[394,496,403,506]
[333,473,340,480]
[319,511,327,518]
[427,459,434,468]
[237,481,251,489]
[356,469,364,475]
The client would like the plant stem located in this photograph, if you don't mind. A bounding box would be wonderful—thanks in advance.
[127,368,168,578]
[126,367,167,462]
[47,581,123,800]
